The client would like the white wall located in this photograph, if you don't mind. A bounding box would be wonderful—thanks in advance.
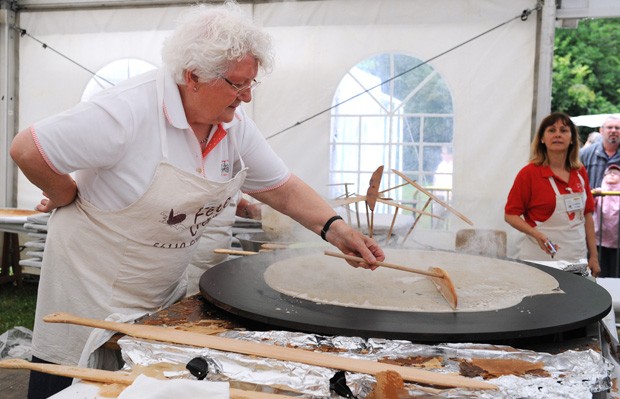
[254,0,536,251]
[17,0,538,253]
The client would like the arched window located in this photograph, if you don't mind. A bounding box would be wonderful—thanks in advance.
[81,58,157,101]
[330,53,454,229]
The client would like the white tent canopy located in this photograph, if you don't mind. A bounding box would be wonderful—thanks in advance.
[2,0,620,256]
[572,113,620,128]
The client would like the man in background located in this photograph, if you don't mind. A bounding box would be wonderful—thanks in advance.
[580,116,620,188]
[580,116,620,273]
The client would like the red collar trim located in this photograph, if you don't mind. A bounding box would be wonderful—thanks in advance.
[202,124,227,157]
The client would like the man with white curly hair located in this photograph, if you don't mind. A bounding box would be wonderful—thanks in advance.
[10,2,384,397]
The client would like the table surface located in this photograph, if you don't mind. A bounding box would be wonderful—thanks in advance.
[105,291,605,357]
[88,292,614,399]
[0,222,30,235]
[199,249,612,344]
[105,294,271,350]
[49,383,101,399]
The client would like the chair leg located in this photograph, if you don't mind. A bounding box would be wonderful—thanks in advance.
[0,233,23,287]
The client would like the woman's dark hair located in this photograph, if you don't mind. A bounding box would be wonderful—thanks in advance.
[530,112,582,169]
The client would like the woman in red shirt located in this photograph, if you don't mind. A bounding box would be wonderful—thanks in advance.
[504,112,600,276]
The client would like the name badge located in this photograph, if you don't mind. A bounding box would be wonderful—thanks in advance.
[564,196,583,212]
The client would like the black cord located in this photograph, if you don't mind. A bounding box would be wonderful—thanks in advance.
[10,3,542,139]
[266,3,542,141]
[12,25,115,86]
[522,1,543,21]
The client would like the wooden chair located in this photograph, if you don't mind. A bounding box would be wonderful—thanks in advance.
[0,232,23,287]
[455,228,507,258]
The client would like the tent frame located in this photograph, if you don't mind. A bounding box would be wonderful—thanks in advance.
[1,0,620,207]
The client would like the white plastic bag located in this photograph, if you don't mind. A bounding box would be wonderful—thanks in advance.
[0,326,33,360]
[118,375,229,399]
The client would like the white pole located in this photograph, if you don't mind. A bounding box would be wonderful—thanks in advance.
[533,0,557,134]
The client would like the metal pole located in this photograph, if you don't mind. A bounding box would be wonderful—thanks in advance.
[616,195,620,277]
[532,0,556,131]
[598,195,604,273]
[0,5,18,208]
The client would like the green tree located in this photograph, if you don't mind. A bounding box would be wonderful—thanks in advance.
[553,18,620,119]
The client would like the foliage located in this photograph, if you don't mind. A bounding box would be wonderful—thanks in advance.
[0,281,38,334]
[553,18,620,118]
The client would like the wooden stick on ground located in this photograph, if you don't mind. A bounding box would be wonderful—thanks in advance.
[0,358,292,399]
[0,358,134,385]
[42,313,493,390]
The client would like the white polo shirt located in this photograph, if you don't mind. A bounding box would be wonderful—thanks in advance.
[31,69,290,210]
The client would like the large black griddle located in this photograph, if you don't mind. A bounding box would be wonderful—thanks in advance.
[199,249,611,343]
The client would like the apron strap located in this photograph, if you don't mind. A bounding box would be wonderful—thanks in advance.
[547,173,586,198]
[156,69,169,160]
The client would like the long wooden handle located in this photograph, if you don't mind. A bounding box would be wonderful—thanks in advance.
[0,358,135,384]
[0,359,299,399]
[324,251,443,278]
[213,248,258,256]
[42,312,495,390]
[260,243,290,250]
[376,197,440,218]
[392,169,474,226]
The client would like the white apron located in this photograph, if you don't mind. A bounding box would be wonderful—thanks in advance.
[519,175,587,263]
[31,70,247,366]
[185,193,239,296]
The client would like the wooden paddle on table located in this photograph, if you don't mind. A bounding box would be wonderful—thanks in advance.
[324,251,458,310]
[391,169,473,226]
[42,313,493,390]
[0,358,294,399]
[365,165,384,238]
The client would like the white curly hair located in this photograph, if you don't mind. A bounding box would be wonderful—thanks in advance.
[161,0,274,85]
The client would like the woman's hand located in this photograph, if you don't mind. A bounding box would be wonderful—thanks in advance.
[11,127,79,212]
[588,254,601,277]
[36,184,78,213]
[505,214,560,257]
[325,220,385,269]
[531,231,560,258]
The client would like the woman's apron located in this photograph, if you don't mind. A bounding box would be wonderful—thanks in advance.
[185,192,239,295]
[519,175,586,263]
[31,69,247,367]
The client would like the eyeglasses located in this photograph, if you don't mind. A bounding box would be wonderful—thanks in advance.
[604,126,620,130]
[219,75,261,93]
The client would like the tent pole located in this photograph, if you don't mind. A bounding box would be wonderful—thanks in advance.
[532,0,556,134]
[0,5,19,207]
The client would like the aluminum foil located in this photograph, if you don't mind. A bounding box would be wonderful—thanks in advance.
[119,330,612,398]
[562,262,589,276]
[524,260,590,276]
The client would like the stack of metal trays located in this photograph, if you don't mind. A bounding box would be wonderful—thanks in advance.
[19,213,50,275]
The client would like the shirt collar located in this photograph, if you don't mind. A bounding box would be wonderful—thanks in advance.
[540,164,554,178]
[222,111,242,130]
[162,71,189,130]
